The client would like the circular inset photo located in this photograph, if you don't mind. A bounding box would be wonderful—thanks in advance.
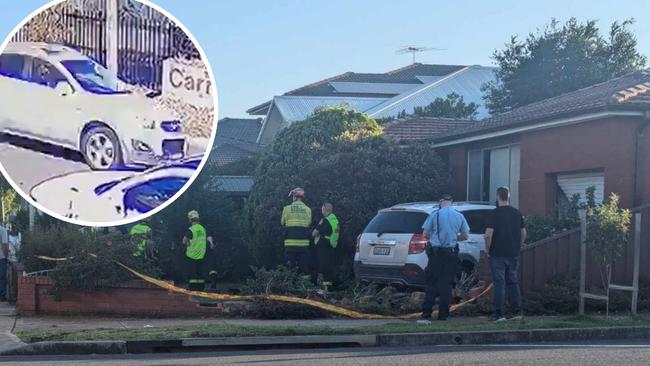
[0,0,218,226]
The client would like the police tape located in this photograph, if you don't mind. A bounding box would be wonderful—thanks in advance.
[37,255,493,320]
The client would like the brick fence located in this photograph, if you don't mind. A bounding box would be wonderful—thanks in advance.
[17,276,251,317]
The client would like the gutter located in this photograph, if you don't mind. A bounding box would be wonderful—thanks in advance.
[633,111,650,206]
[433,110,645,148]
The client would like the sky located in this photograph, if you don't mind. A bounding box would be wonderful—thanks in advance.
[1,0,650,119]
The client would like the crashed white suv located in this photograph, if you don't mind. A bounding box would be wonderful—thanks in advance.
[0,42,188,170]
[354,201,495,289]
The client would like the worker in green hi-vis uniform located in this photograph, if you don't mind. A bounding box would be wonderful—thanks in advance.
[130,217,153,259]
[182,210,214,291]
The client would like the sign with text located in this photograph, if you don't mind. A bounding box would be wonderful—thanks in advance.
[162,58,214,109]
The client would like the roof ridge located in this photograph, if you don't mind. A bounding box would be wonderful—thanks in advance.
[385,63,422,75]
[612,81,650,103]
[285,71,354,96]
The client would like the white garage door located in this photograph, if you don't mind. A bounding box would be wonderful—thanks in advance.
[557,172,605,204]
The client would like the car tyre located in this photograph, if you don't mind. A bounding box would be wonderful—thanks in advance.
[81,126,123,170]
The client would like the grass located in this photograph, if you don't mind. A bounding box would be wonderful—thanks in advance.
[16,316,650,343]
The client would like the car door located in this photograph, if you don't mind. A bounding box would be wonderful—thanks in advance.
[0,53,30,131]
[26,57,77,144]
[459,208,493,261]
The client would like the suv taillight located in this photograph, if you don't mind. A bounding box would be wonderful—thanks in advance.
[355,234,361,253]
[408,234,428,254]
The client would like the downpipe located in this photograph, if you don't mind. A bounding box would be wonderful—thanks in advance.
[633,112,650,207]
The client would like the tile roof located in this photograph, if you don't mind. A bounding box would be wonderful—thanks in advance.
[208,143,263,166]
[382,117,474,141]
[434,70,650,142]
[215,118,263,145]
[247,63,467,113]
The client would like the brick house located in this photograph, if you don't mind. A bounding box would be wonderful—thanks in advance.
[431,71,650,215]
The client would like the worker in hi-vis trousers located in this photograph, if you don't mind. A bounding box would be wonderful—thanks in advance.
[281,187,312,274]
[182,210,214,291]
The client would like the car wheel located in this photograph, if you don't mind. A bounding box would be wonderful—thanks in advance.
[81,126,123,170]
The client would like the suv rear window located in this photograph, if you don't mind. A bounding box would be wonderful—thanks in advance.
[462,209,492,234]
[363,211,428,235]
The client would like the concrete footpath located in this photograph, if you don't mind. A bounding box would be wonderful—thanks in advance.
[3,313,650,356]
[4,324,650,356]
[0,303,25,354]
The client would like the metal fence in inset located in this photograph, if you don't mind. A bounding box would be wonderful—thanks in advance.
[11,5,200,91]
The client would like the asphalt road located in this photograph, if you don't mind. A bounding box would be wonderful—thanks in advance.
[2,343,650,366]
[0,134,89,195]
[0,133,209,197]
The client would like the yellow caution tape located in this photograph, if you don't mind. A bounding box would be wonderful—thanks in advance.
[37,254,493,319]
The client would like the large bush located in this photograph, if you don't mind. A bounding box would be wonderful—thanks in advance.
[244,106,450,270]
[146,159,252,283]
[19,224,161,298]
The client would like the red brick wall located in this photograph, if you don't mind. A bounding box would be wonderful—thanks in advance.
[17,276,250,317]
[519,117,642,214]
[441,116,650,215]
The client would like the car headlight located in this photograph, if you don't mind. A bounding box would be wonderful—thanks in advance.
[132,139,153,152]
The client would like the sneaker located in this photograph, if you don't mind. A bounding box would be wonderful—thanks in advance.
[491,315,507,323]
[417,313,432,325]
[508,314,524,321]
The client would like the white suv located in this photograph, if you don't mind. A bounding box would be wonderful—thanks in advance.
[0,42,188,170]
[354,202,495,288]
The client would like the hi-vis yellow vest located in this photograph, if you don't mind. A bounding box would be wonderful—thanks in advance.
[281,201,312,247]
[129,223,151,256]
[186,224,207,260]
[315,213,340,248]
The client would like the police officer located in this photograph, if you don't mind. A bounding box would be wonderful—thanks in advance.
[418,194,470,323]
[281,188,312,274]
[182,210,214,291]
[311,202,340,288]
[130,218,153,259]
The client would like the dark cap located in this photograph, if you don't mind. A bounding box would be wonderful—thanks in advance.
[439,194,453,201]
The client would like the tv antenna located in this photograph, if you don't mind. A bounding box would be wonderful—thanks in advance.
[396,46,446,64]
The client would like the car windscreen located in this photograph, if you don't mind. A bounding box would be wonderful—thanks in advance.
[462,209,492,234]
[123,177,188,213]
[363,211,429,235]
[61,60,126,94]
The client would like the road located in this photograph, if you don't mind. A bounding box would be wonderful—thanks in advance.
[2,343,650,365]
[0,134,209,197]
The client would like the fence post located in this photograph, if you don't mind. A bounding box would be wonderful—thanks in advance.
[631,212,641,314]
[106,0,119,73]
[579,209,587,315]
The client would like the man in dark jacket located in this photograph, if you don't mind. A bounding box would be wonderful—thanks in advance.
[485,186,527,322]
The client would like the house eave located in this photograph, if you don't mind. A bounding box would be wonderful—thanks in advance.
[432,109,645,148]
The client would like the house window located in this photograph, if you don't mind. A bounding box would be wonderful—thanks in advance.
[467,145,520,207]
[556,171,605,207]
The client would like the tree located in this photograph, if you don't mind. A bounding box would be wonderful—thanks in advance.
[586,193,631,292]
[412,93,479,120]
[243,106,450,273]
[483,18,647,113]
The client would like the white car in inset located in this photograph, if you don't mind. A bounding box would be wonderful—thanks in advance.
[0,42,188,170]
[30,157,201,222]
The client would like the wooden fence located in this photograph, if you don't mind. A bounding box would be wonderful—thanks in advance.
[518,205,650,294]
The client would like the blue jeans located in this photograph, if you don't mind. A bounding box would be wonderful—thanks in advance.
[0,259,6,299]
[489,256,522,317]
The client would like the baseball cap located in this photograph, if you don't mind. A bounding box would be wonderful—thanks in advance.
[439,194,453,201]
